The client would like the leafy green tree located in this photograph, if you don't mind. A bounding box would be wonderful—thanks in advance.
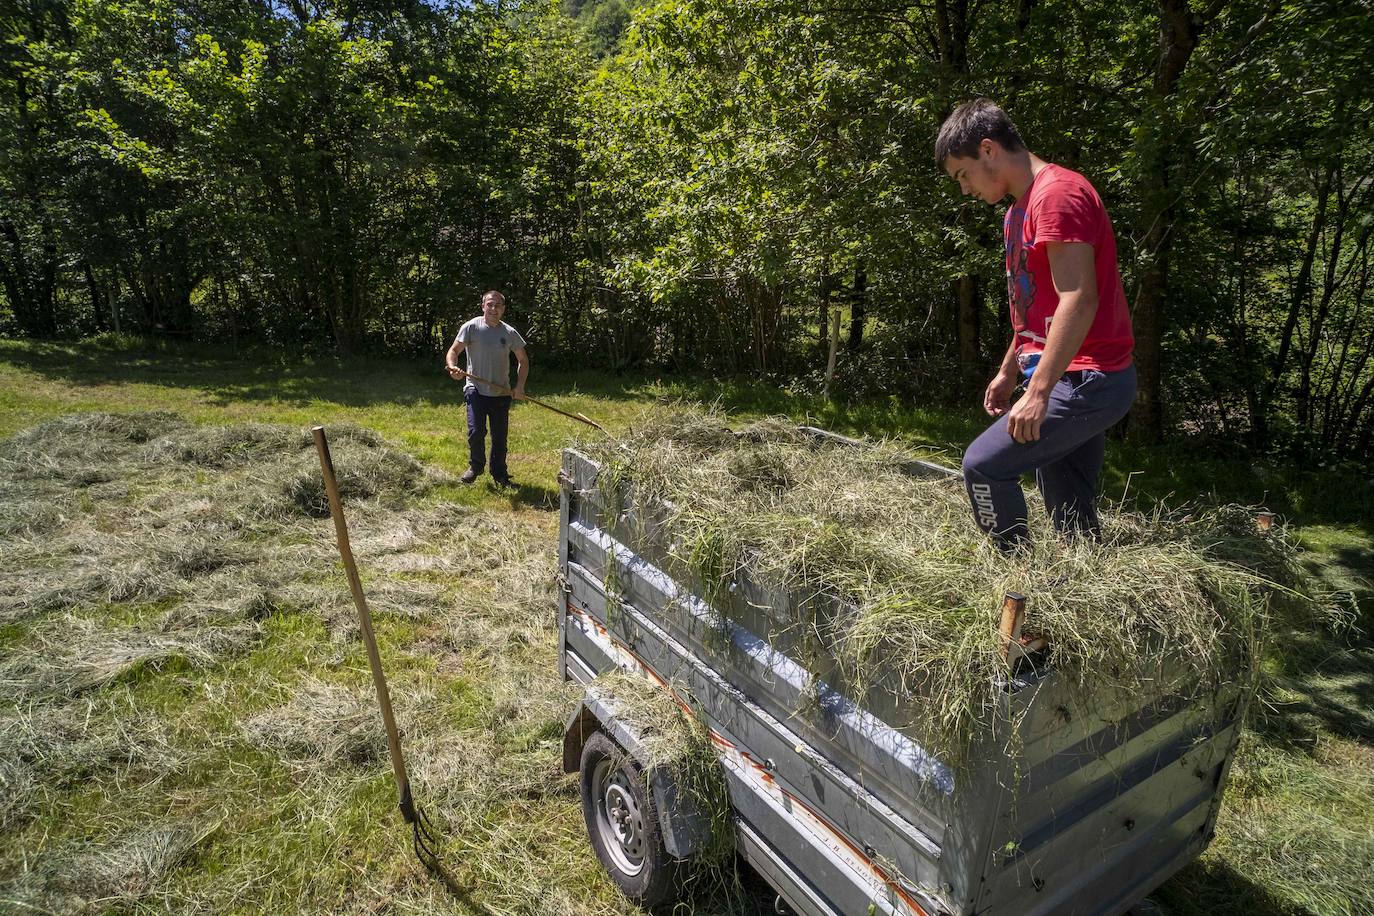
[0,0,79,337]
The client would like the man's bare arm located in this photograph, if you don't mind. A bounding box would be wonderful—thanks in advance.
[512,347,529,399]
[985,337,1020,416]
[445,337,467,379]
[1005,241,1099,442]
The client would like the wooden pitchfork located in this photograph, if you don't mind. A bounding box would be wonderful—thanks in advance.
[312,425,440,869]
[446,368,606,433]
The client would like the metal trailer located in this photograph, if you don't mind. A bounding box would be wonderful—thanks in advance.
[556,432,1244,916]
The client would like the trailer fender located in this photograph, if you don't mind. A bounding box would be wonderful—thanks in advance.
[562,687,719,860]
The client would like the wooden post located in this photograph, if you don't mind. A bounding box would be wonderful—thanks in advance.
[823,310,841,400]
[999,591,1046,662]
[999,592,1025,660]
[1256,511,1276,532]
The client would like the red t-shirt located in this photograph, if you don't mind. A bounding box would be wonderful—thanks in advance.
[1004,163,1134,373]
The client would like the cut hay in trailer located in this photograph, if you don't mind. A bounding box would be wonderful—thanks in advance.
[560,406,1349,915]
[575,408,1334,764]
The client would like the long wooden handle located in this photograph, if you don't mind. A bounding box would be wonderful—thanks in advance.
[451,369,606,432]
[313,426,411,798]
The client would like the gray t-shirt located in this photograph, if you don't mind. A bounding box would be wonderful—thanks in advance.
[457,318,526,396]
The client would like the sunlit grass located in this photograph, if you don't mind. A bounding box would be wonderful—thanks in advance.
[0,337,1370,916]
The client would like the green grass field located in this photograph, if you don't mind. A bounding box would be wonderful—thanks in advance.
[1,336,1370,916]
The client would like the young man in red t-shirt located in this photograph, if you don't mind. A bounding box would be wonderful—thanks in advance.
[936,98,1136,549]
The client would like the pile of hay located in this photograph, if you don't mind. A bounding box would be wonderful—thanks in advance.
[242,678,386,769]
[579,407,1346,761]
[4,820,208,913]
[0,412,451,630]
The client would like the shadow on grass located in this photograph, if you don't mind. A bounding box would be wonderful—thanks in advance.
[1157,857,1317,916]
[1100,443,1374,534]
[0,338,649,410]
[1256,634,1374,747]
[495,479,559,511]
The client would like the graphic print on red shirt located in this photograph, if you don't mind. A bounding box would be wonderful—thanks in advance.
[1003,164,1135,374]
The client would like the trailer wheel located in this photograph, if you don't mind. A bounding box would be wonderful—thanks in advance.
[580,731,679,907]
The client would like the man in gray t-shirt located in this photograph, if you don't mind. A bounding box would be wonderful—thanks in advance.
[445,290,529,486]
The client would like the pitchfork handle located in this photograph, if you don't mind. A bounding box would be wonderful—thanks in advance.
[312,426,413,807]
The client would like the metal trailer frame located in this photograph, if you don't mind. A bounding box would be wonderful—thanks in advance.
[557,434,1244,916]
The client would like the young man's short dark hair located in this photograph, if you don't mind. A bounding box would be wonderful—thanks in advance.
[934,98,1027,167]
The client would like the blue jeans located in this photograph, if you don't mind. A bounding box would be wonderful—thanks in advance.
[962,365,1136,549]
[465,387,511,479]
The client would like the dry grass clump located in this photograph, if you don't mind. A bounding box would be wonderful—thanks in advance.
[242,678,387,769]
[590,672,711,771]
[579,406,1347,762]
[2,820,210,913]
[4,410,188,453]
[0,497,67,537]
[278,447,430,518]
[141,421,304,467]
[0,697,179,831]
[0,614,256,697]
[0,413,451,628]
[591,672,735,867]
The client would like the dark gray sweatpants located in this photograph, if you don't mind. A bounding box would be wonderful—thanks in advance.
[962,365,1136,549]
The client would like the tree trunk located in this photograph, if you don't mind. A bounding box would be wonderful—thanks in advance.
[954,274,981,388]
[1126,0,1207,443]
[847,262,866,352]
[83,261,106,332]
[818,262,835,349]
[1130,169,1170,443]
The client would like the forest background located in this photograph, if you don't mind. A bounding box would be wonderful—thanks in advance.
[2,0,1373,463]
[3,4,1374,913]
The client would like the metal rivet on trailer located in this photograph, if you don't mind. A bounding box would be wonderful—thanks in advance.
[1032,876,1045,892]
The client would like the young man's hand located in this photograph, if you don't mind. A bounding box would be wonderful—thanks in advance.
[984,371,1018,417]
[1006,387,1050,442]
[512,385,526,401]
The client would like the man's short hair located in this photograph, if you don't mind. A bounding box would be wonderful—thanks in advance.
[482,290,505,305]
[934,98,1026,167]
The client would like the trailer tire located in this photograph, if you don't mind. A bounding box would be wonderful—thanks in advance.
[580,730,680,908]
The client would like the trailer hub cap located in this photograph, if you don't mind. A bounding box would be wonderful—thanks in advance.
[593,760,645,876]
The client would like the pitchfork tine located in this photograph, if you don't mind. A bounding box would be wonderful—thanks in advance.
[415,805,438,847]
[413,819,438,868]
